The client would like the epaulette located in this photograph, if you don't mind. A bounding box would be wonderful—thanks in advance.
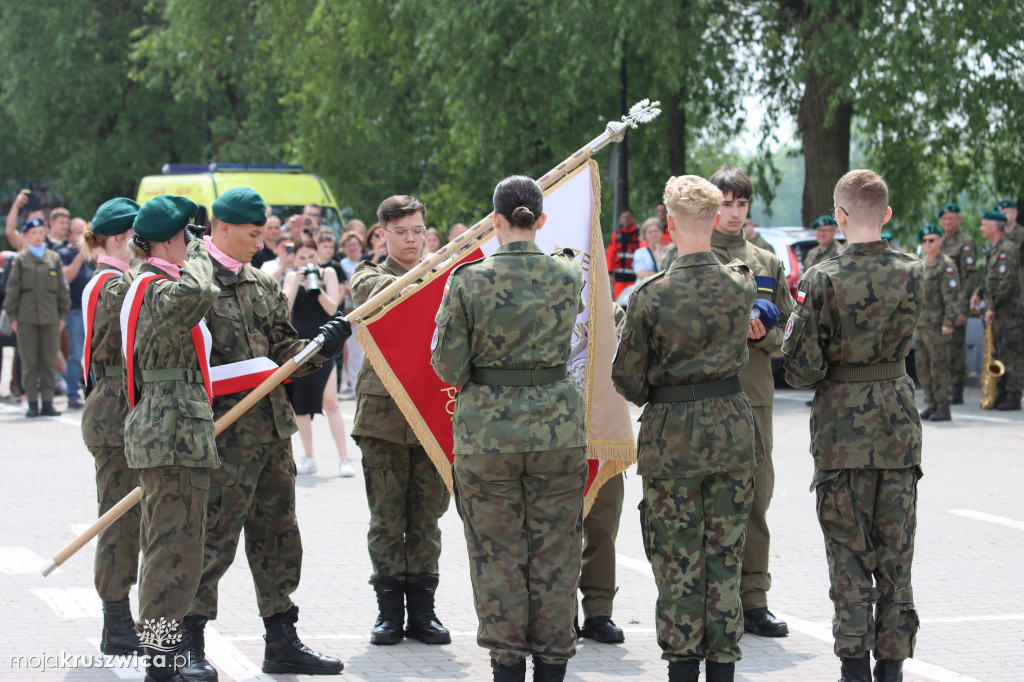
[632,270,666,293]
[726,258,751,274]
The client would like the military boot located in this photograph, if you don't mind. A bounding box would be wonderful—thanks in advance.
[929,406,951,421]
[491,659,526,682]
[100,598,142,656]
[705,660,734,682]
[40,401,61,416]
[951,388,964,405]
[177,616,217,681]
[873,659,903,682]
[404,574,451,644]
[370,577,405,645]
[143,646,186,682]
[996,396,1021,411]
[532,657,566,682]
[262,605,343,675]
[667,660,700,682]
[839,655,871,682]
[918,405,936,420]
[25,401,39,417]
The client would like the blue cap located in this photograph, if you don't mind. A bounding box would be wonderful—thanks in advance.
[21,217,46,233]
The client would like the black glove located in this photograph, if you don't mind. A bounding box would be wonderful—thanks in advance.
[317,314,352,357]
[183,223,203,245]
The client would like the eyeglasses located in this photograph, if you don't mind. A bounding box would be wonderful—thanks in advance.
[922,237,941,243]
[381,226,425,238]
[828,206,850,220]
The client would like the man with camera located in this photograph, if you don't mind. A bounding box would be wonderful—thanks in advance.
[177,187,349,680]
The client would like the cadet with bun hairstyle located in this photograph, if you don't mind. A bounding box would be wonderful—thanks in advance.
[432,175,587,682]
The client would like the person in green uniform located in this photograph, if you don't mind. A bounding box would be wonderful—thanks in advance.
[937,204,976,404]
[79,198,142,655]
[432,175,587,682]
[803,215,842,270]
[3,216,71,416]
[915,225,963,422]
[350,195,451,647]
[783,170,924,682]
[970,211,1023,411]
[744,218,775,254]
[178,188,347,680]
[612,175,760,682]
[121,195,220,682]
[707,167,793,639]
[996,200,1024,251]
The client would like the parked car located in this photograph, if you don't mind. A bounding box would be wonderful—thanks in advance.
[755,227,847,298]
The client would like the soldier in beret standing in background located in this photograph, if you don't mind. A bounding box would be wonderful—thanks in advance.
[803,214,842,270]
[937,204,976,404]
[178,187,347,680]
[971,210,1023,411]
[995,199,1023,251]
[432,175,587,682]
[915,224,963,422]
[120,195,220,682]
[3,216,71,416]
[79,198,142,655]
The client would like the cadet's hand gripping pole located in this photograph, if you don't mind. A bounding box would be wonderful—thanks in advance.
[40,98,660,577]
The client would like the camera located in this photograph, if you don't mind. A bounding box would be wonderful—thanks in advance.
[301,263,321,293]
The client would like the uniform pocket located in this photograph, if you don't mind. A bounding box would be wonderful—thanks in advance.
[177,396,213,420]
[208,460,239,534]
[250,292,276,319]
[815,469,856,539]
[185,469,210,544]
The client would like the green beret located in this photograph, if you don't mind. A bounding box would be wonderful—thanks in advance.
[92,198,140,236]
[133,195,199,242]
[995,199,1016,210]
[938,203,960,217]
[812,215,837,229]
[212,187,267,226]
[917,224,943,241]
[982,210,1007,223]
[881,231,894,241]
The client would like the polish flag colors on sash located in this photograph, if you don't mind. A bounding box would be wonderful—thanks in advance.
[120,271,213,409]
[209,357,285,397]
[81,268,122,375]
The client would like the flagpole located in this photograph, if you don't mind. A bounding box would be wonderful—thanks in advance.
[40,99,660,577]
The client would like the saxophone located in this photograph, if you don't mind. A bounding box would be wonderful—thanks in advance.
[981,324,1005,409]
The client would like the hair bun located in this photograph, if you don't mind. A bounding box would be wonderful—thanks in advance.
[511,205,535,226]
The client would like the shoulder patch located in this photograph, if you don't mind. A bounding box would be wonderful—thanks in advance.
[1000,252,1007,259]
[754,275,776,295]
[796,289,807,304]
[963,245,971,251]
[726,258,750,274]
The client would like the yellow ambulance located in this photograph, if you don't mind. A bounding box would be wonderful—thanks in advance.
[136,163,344,233]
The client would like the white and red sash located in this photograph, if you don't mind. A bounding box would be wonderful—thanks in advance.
[120,272,213,409]
[210,357,287,397]
[81,268,123,376]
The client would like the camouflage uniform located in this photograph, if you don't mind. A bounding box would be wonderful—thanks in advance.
[190,260,330,620]
[782,239,924,660]
[915,253,963,410]
[2,246,71,403]
[351,257,450,581]
[659,242,678,270]
[973,236,1023,403]
[122,240,220,628]
[803,240,841,270]
[432,241,587,666]
[611,252,760,664]
[710,230,794,612]
[81,264,138,602]
[939,229,977,395]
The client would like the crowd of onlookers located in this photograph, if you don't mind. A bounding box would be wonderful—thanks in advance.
[0,191,473,428]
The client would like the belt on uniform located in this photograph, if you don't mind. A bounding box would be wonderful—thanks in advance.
[140,368,205,383]
[470,364,567,386]
[648,376,743,403]
[94,364,123,378]
[825,359,906,382]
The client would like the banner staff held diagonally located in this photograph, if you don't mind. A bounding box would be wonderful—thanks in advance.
[40,99,661,577]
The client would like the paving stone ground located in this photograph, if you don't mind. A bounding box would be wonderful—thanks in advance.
[1,346,1022,681]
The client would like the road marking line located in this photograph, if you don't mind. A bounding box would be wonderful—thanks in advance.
[947,509,1024,531]
[85,640,145,679]
[920,613,1024,624]
[32,587,101,619]
[0,546,60,574]
[205,625,277,682]
[951,414,1021,425]
[614,555,987,682]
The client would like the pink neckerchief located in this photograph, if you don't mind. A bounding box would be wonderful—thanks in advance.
[97,254,130,271]
[145,257,181,280]
[204,235,243,274]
